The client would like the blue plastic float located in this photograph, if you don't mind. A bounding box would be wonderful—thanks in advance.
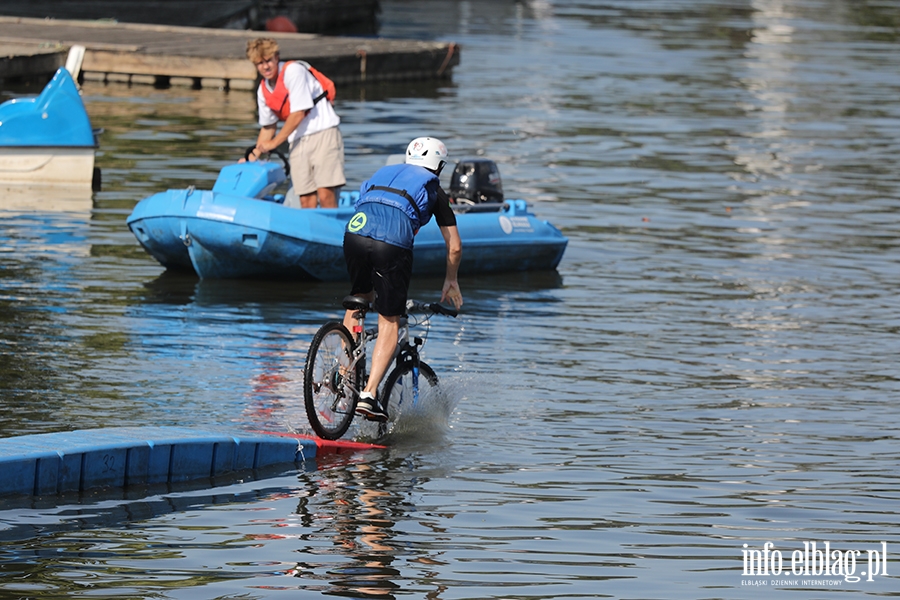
[0,67,95,148]
[0,427,382,498]
[0,66,100,188]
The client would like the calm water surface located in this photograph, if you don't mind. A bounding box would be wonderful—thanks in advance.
[2,0,900,597]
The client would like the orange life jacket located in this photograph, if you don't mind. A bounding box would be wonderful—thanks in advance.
[260,61,335,121]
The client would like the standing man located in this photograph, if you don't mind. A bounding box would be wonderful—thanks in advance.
[343,137,464,421]
[246,38,345,208]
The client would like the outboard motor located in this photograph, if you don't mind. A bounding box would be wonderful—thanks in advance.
[449,159,504,204]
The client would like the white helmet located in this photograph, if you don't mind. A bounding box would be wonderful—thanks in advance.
[405,137,449,171]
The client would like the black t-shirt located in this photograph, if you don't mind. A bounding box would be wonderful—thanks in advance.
[433,185,457,228]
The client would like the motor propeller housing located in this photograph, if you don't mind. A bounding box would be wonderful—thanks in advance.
[449,158,504,204]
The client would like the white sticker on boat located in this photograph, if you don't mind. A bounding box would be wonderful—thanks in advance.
[499,215,533,234]
[511,216,533,231]
[197,203,237,222]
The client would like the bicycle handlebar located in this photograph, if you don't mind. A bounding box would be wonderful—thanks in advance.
[407,300,458,318]
[430,303,459,318]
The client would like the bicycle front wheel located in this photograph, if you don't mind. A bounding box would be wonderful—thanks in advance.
[381,361,439,424]
[304,322,360,440]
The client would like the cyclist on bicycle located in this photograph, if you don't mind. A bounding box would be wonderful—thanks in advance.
[342,137,464,421]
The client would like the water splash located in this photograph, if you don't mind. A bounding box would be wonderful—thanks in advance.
[355,376,463,445]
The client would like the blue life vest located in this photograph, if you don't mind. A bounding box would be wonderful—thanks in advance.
[355,164,437,232]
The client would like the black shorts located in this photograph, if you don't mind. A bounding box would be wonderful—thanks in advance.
[343,232,413,317]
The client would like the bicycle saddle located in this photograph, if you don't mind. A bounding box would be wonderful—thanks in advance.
[342,295,371,311]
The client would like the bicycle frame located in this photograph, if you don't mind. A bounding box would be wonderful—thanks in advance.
[345,307,422,402]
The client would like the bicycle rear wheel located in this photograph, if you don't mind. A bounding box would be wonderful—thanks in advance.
[304,322,361,440]
[381,361,439,425]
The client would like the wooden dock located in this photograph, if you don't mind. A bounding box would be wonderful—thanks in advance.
[0,0,381,34]
[0,42,67,80]
[0,17,460,91]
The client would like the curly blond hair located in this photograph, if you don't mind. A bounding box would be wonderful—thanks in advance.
[246,38,280,63]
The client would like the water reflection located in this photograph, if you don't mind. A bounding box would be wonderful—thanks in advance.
[285,453,446,599]
[0,186,93,214]
[138,271,350,312]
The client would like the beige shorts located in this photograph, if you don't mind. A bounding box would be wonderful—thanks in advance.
[288,126,346,195]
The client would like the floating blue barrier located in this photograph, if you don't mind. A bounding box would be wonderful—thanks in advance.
[0,427,318,498]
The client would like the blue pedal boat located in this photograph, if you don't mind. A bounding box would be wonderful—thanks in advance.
[0,66,100,189]
[126,156,568,281]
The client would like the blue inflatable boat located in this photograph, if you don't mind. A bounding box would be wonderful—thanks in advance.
[0,65,100,189]
[126,156,568,281]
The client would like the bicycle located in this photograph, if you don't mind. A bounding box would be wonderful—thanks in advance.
[303,295,458,440]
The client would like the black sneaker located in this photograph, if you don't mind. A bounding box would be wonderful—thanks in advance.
[356,396,388,422]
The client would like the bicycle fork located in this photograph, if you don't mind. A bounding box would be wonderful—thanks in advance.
[395,336,426,408]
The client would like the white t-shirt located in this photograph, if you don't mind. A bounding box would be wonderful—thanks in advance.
[256,61,341,144]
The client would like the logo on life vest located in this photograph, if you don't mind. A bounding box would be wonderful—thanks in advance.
[348,212,367,232]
